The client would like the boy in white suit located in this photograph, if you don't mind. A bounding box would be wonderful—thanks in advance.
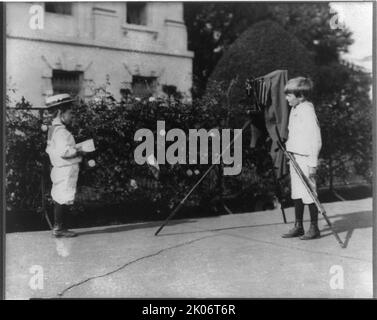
[281,77,322,240]
[45,94,86,237]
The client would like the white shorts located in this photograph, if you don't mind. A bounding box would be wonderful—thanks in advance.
[51,164,79,205]
[289,154,316,204]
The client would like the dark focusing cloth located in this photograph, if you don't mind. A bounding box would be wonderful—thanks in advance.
[249,69,289,179]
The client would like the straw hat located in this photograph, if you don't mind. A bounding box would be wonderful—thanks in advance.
[44,94,75,109]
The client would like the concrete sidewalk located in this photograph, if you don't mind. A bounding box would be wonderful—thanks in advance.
[6,198,373,299]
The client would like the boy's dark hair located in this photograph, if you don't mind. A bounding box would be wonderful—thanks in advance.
[48,102,73,118]
[284,77,313,99]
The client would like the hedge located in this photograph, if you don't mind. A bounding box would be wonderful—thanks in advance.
[6,89,285,217]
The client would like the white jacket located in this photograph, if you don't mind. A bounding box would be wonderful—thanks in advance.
[46,118,82,167]
[285,101,322,167]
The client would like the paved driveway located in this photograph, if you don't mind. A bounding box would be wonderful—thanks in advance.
[6,198,373,299]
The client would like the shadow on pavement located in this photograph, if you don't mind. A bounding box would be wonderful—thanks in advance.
[76,209,372,249]
[158,220,290,236]
[76,218,198,236]
[319,210,372,248]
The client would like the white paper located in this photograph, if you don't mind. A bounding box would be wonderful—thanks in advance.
[76,139,95,152]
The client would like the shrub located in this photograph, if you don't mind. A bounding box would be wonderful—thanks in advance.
[6,108,46,210]
[6,89,280,218]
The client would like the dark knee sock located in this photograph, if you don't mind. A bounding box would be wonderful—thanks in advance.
[309,203,318,225]
[53,202,65,229]
[294,199,304,227]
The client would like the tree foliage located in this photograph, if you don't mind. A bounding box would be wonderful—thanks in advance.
[184,2,271,97]
[315,65,373,187]
[206,19,315,117]
[268,3,354,65]
[184,2,354,96]
[188,2,372,189]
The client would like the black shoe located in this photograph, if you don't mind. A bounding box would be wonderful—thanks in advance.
[282,225,304,238]
[52,228,77,238]
[300,224,320,240]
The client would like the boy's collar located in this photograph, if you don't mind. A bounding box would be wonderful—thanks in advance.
[52,118,65,126]
[293,100,307,109]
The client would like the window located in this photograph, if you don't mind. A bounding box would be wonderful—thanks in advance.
[132,76,157,98]
[52,70,84,98]
[120,88,132,100]
[126,2,147,25]
[45,2,73,15]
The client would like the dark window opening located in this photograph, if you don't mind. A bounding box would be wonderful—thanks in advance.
[45,3,73,15]
[162,85,182,100]
[52,70,84,98]
[126,2,147,25]
[132,76,157,98]
[120,88,132,99]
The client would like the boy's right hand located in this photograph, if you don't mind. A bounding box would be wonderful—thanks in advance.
[308,166,317,178]
[75,146,86,156]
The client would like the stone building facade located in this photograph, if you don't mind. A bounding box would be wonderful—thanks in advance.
[6,2,194,107]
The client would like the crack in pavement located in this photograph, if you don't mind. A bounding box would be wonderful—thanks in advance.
[56,234,219,297]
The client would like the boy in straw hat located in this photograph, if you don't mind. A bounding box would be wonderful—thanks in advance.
[45,94,87,237]
[281,77,322,240]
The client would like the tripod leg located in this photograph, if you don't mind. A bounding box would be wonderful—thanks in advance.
[280,205,287,224]
[321,211,346,248]
[154,119,252,236]
[275,128,344,248]
[292,156,344,247]
[283,147,344,247]
[155,161,218,236]
[41,174,53,230]
[292,159,345,247]
[44,209,53,230]
[272,173,287,224]
[217,164,233,215]
[155,201,185,236]
[222,203,234,215]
